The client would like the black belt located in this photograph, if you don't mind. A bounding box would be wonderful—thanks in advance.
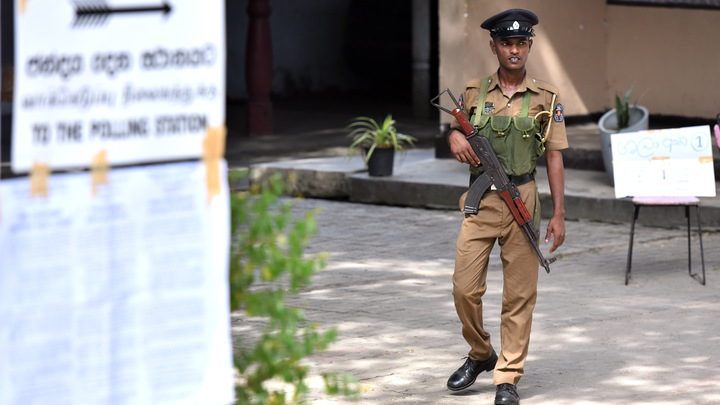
[469,173,534,188]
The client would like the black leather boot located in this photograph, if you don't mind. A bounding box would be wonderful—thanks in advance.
[446,350,498,391]
[495,383,520,405]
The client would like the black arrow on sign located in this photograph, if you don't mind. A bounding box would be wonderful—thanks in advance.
[73,1,172,27]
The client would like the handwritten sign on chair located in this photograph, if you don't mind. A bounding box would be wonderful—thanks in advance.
[611,125,716,198]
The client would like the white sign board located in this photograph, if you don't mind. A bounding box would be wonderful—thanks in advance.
[12,0,225,172]
[0,160,234,405]
[611,125,716,198]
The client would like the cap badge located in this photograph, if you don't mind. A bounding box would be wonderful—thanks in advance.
[512,21,520,29]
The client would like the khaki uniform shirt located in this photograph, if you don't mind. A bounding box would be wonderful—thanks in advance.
[450,72,569,151]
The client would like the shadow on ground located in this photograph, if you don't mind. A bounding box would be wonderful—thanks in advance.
[233,197,720,404]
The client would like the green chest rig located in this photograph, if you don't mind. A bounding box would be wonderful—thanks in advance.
[469,76,550,230]
[469,76,546,177]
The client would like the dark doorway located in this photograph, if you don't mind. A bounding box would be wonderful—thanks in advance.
[343,0,414,102]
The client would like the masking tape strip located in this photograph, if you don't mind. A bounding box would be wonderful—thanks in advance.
[21,0,29,14]
[30,162,50,198]
[91,150,109,196]
[699,156,713,164]
[203,125,227,204]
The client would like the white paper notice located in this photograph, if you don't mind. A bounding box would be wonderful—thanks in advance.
[12,0,225,172]
[611,125,716,198]
[0,161,234,405]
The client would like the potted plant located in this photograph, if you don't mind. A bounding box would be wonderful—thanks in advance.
[598,86,650,184]
[347,114,417,177]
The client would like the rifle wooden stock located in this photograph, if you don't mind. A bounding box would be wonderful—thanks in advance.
[452,108,476,137]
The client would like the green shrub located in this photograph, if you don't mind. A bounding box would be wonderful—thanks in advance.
[614,86,634,130]
[229,171,358,404]
[346,114,417,164]
[614,86,648,130]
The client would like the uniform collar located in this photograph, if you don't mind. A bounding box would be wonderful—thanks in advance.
[488,71,540,94]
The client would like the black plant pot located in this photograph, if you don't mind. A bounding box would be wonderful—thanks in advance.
[366,147,395,177]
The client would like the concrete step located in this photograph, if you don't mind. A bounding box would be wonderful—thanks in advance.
[246,148,720,231]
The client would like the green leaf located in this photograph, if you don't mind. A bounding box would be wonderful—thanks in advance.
[345,113,417,166]
[229,174,358,404]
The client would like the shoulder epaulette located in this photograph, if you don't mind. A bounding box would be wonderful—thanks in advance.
[464,78,485,90]
[533,78,559,96]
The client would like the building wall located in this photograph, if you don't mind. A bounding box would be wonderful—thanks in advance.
[606,5,720,117]
[439,0,720,121]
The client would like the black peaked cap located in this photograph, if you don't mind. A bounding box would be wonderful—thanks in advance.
[480,8,538,38]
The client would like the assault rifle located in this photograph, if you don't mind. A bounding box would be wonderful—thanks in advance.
[430,88,556,273]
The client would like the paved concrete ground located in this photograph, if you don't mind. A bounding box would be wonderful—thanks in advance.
[234,197,720,405]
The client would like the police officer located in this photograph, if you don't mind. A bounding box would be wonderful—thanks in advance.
[445,8,568,405]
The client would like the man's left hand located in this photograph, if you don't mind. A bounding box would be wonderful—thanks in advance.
[545,215,565,253]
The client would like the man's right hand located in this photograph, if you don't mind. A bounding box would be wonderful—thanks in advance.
[448,130,482,167]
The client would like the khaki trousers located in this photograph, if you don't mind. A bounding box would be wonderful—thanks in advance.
[453,181,539,386]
